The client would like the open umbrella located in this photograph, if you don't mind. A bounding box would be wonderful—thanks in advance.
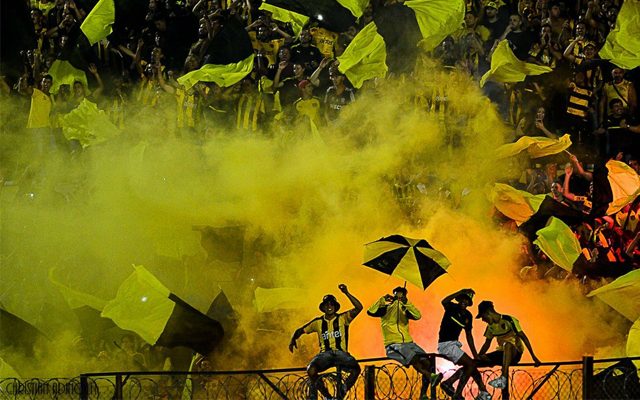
[363,235,451,290]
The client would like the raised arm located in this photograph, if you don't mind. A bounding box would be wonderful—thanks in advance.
[441,289,473,307]
[339,284,362,319]
[88,64,104,98]
[367,295,390,317]
[563,38,580,62]
[309,57,331,87]
[562,164,578,201]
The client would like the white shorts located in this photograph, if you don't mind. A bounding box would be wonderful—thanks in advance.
[385,342,427,366]
[438,340,465,364]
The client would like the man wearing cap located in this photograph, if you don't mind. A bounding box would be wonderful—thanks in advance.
[475,300,541,400]
[437,289,491,400]
[367,286,442,400]
[289,284,363,400]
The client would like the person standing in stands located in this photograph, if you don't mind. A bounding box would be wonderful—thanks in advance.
[289,284,363,400]
[437,289,492,400]
[368,286,442,400]
[19,73,55,156]
[475,300,542,400]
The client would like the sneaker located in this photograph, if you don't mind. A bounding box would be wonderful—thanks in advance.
[430,372,443,387]
[488,375,507,389]
[440,380,455,397]
[475,391,492,400]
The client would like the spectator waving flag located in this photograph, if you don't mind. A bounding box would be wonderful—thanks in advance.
[533,217,583,272]
[404,0,465,51]
[599,0,640,70]
[606,160,640,215]
[177,17,254,90]
[47,60,88,94]
[263,0,358,32]
[372,0,464,73]
[337,22,388,88]
[495,134,572,159]
[337,0,464,85]
[259,2,310,36]
[101,265,224,356]
[480,40,553,87]
[80,0,115,45]
[490,183,546,225]
[588,269,640,322]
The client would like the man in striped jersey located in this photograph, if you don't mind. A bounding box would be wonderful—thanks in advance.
[289,284,363,400]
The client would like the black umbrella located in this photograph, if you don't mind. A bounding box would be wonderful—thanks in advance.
[363,235,451,290]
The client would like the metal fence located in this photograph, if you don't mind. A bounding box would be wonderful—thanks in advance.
[0,356,638,399]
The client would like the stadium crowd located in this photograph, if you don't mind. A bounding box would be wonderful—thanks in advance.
[2,0,639,282]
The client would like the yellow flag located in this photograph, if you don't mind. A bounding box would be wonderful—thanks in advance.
[606,160,640,215]
[490,183,546,225]
[254,287,306,313]
[337,22,387,88]
[259,2,309,36]
[588,269,640,322]
[59,99,120,148]
[405,0,465,51]
[336,0,369,18]
[101,265,175,345]
[80,0,115,45]
[533,217,582,272]
[480,40,553,87]
[47,60,88,94]
[0,357,20,379]
[49,268,107,311]
[599,0,640,70]
[177,54,255,90]
[495,134,572,159]
[627,318,640,369]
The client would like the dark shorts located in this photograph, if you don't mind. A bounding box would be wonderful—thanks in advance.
[308,350,360,373]
[476,349,523,367]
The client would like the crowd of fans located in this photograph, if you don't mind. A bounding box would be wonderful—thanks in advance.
[3,2,640,288]
[3,0,635,153]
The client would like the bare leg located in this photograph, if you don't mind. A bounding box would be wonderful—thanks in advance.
[501,343,516,400]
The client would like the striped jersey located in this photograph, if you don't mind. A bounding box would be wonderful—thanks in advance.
[303,312,354,352]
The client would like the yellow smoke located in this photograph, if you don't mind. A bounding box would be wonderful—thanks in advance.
[0,59,629,378]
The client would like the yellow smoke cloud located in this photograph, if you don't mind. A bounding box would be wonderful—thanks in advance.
[0,60,629,378]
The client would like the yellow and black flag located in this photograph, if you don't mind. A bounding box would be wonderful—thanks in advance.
[363,234,451,290]
[177,16,255,90]
[262,0,359,32]
[101,266,224,356]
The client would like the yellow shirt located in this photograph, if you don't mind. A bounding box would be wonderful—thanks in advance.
[604,80,633,111]
[175,87,199,128]
[248,32,284,66]
[367,297,421,347]
[483,314,525,352]
[310,27,338,58]
[294,97,321,125]
[27,88,54,128]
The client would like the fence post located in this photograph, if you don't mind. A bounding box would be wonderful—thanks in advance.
[79,375,88,400]
[114,374,123,400]
[582,355,593,400]
[364,366,375,400]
